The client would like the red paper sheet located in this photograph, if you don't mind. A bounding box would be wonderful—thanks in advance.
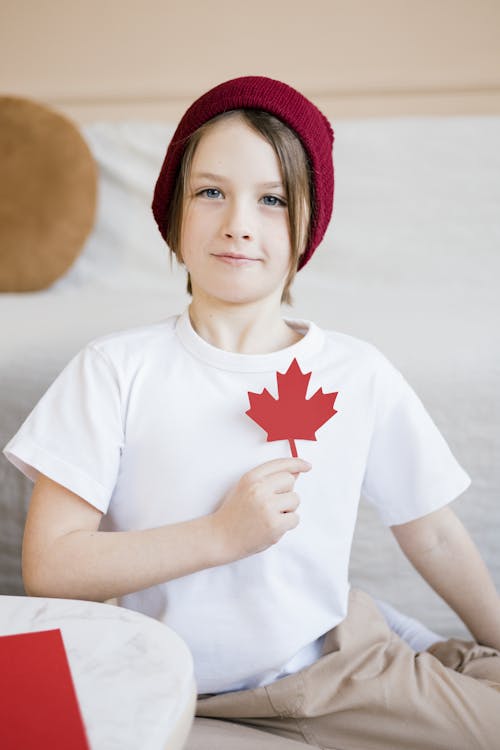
[0,628,90,749]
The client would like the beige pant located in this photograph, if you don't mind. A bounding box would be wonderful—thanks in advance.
[187,589,500,750]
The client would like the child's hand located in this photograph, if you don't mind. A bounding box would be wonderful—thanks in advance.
[211,457,312,563]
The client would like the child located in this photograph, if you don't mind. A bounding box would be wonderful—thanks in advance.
[4,76,500,749]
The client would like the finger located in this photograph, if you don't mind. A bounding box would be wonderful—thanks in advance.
[249,457,311,482]
[265,472,297,494]
[275,491,300,513]
[280,510,300,532]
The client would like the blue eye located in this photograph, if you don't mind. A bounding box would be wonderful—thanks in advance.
[261,195,286,207]
[198,188,222,199]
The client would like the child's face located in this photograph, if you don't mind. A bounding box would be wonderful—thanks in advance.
[179,115,292,307]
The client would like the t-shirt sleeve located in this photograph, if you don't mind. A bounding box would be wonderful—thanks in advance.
[3,344,124,514]
[361,352,471,526]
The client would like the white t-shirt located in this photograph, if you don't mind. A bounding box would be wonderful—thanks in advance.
[3,308,471,693]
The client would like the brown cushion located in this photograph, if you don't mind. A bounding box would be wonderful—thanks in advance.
[0,96,97,292]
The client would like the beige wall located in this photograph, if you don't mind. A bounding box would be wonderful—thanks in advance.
[1,0,499,122]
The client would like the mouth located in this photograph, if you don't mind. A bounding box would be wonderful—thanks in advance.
[213,253,260,265]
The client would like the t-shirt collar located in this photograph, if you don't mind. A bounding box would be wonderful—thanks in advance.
[175,306,324,372]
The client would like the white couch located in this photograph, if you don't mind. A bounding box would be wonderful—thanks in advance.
[1,116,498,643]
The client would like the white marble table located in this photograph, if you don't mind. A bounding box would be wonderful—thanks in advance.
[0,596,196,750]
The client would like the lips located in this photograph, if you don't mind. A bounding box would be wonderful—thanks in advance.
[213,253,260,265]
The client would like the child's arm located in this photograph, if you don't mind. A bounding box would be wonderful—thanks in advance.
[22,457,310,603]
[391,505,500,650]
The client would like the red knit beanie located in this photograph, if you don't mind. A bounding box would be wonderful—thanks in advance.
[152,76,334,270]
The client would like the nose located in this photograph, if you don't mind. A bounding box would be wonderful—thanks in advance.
[222,198,254,241]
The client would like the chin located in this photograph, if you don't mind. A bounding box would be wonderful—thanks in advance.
[191,277,284,307]
[219,292,263,306]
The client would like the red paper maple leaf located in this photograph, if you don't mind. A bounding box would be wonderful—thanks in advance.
[246,358,338,457]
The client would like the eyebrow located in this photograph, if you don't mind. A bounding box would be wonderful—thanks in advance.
[191,172,284,189]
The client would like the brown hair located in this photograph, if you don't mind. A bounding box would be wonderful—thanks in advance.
[163,109,313,306]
